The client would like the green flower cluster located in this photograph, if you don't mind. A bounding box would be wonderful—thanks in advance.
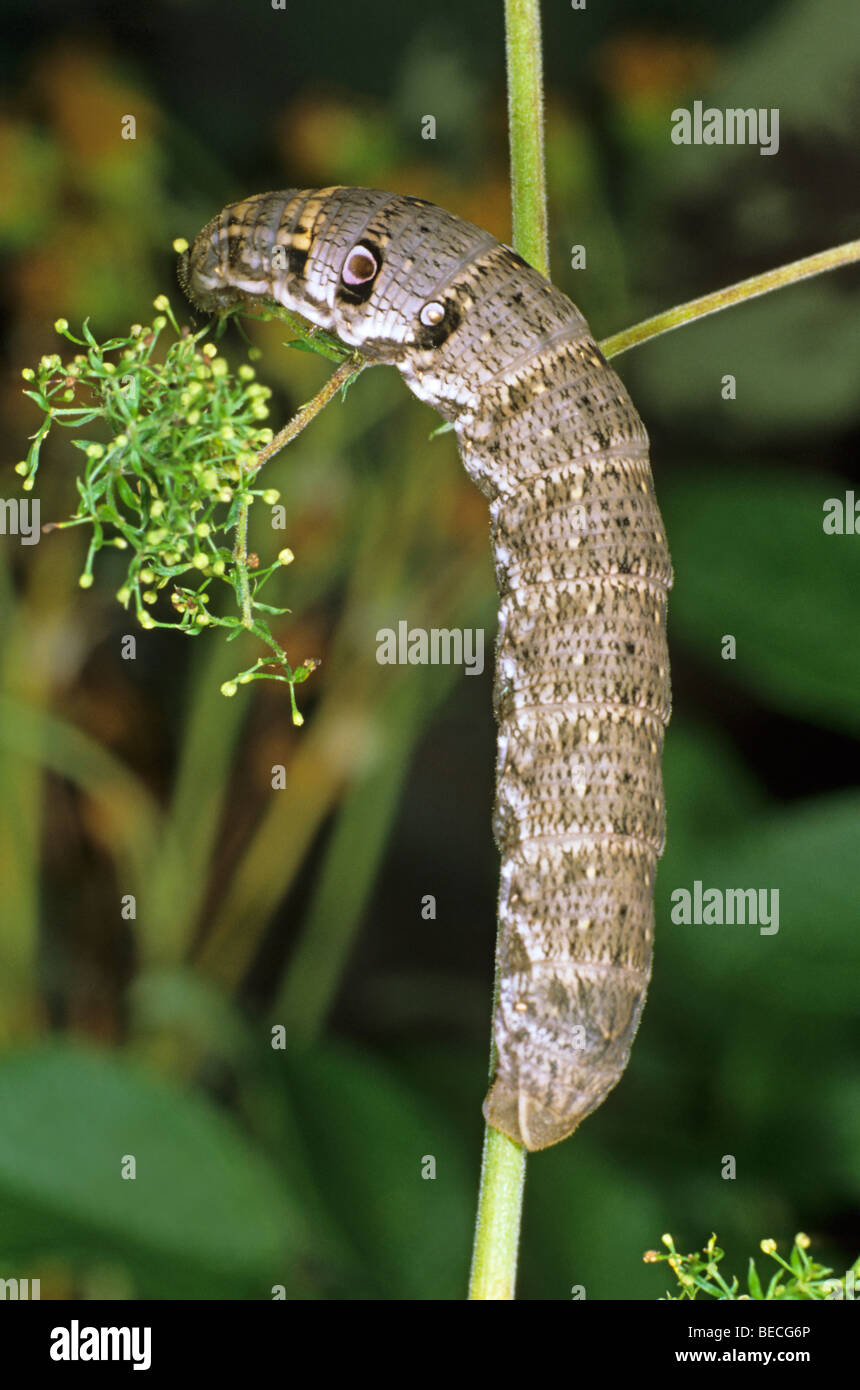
[18,297,315,724]
[644,1231,860,1301]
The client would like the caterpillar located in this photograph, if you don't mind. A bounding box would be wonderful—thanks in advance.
[179,188,673,1151]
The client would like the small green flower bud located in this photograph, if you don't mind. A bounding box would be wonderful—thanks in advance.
[278,548,294,566]
[220,681,238,697]
[262,489,280,505]
[78,573,94,589]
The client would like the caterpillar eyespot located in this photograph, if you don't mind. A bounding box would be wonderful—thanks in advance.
[419,300,446,326]
[342,243,379,286]
[181,187,673,1151]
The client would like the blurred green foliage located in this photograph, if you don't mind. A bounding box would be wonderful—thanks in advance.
[0,0,857,1299]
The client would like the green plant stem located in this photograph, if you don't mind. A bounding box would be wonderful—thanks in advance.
[234,352,367,647]
[469,1127,527,1299]
[468,0,546,1305]
[600,238,860,359]
[504,0,549,277]
[233,489,253,627]
[254,355,366,469]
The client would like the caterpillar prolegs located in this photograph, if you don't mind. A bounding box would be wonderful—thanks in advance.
[180,188,673,1151]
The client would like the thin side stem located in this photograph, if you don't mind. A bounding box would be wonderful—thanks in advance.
[600,238,860,360]
[231,358,363,627]
[233,490,253,627]
[254,355,366,468]
[468,0,547,1304]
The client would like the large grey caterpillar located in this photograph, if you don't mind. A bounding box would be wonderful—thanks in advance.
[180,188,673,1151]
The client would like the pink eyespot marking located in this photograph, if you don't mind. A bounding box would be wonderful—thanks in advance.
[342,246,379,285]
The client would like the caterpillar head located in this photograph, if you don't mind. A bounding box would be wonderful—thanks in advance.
[179,189,523,408]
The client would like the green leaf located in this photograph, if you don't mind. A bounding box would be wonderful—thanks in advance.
[662,468,860,734]
[0,1045,306,1284]
[115,475,142,514]
[251,600,289,615]
[661,790,860,1015]
[280,1043,474,1300]
[747,1257,764,1299]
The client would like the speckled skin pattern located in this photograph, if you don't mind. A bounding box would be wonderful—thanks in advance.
[180,189,673,1150]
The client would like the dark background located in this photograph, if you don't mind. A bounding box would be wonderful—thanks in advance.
[0,0,858,1299]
